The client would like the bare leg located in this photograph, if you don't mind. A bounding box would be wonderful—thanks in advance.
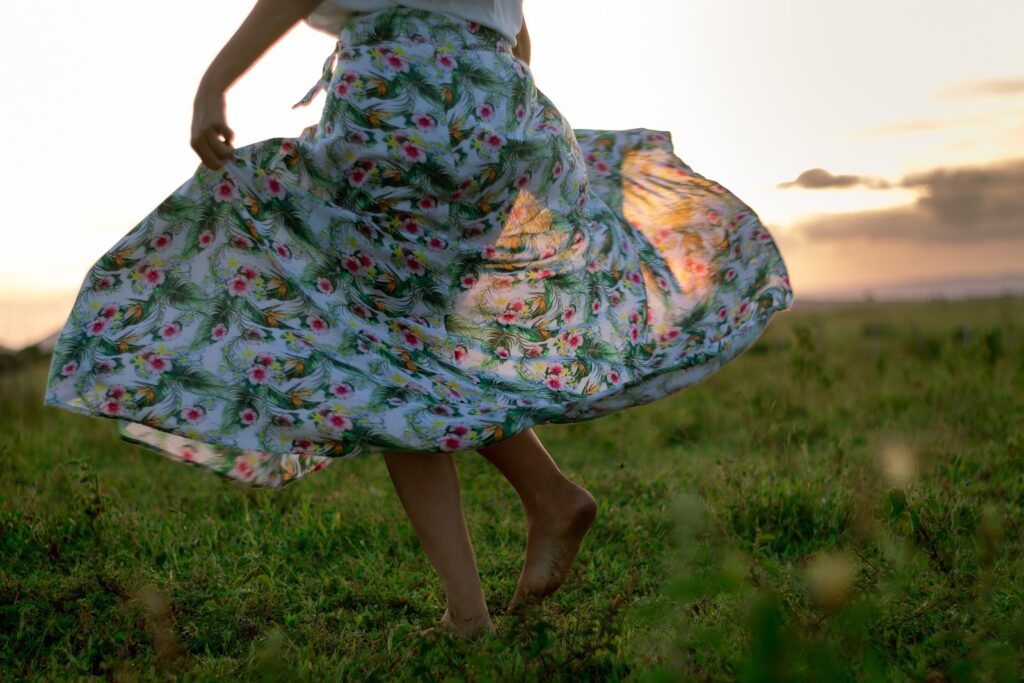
[381,450,494,638]
[477,428,598,612]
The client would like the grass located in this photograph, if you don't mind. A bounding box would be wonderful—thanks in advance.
[1,296,1022,681]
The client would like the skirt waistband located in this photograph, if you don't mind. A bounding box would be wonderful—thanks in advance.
[293,7,514,110]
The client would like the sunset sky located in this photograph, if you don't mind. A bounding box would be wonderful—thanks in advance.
[2,0,1023,349]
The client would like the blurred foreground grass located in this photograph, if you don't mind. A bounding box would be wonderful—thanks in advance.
[1,296,1022,681]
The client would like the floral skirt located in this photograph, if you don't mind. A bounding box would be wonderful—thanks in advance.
[43,8,794,488]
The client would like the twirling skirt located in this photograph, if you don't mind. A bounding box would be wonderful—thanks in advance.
[43,8,794,488]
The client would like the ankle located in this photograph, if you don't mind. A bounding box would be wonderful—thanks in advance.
[524,478,593,522]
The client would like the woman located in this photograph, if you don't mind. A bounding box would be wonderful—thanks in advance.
[44,0,793,638]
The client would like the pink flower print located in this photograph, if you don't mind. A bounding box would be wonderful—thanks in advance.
[587,260,599,272]
[454,344,468,362]
[400,143,425,162]
[402,219,422,235]
[405,255,425,276]
[499,310,518,324]
[515,104,525,120]
[428,237,445,249]
[181,405,206,424]
[109,385,126,399]
[552,162,563,179]
[180,446,197,462]
[214,179,239,202]
[94,275,114,290]
[516,173,531,189]
[348,130,368,144]
[316,277,334,293]
[60,361,78,377]
[239,408,258,424]
[326,412,352,431]
[330,382,353,397]
[436,53,456,70]
[384,54,409,72]
[199,230,214,248]
[149,232,172,250]
[608,370,621,384]
[256,353,274,366]
[232,236,252,250]
[759,232,772,242]
[413,113,436,130]
[306,315,329,334]
[509,300,524,312]
[707,209,721,223]
[232,459,255,481]
[628,270,643,286]
[562,307,575,322]
[146,354,171,373]
[365,332,379,343]
[629,310,640,324]
[265,174,286,200]
[228,276,251,296]
[293,437,313,451]
[140,265,165,287]
[402,330,423,349]
[548,363,563,375]
[593,160,610,174]
[668,329,680,340]
[451,424,470,436]
[545,375,564,390]
[280,141,294,154]
[244,362,268,385]
[418,196,436,210]
[656,276,668,290]
[476,102,495,120]
[592,300,601,314]
[610,293,621,305]
[348,167,369,186]
[334,81,353,99]
[496,346,510,359]
[342,255,362,273]
[439,434,467,451]
[524,345,542,357]
[159,322,181,340]
[86,317,110,337]
[483,132,505,150]
[358,254,372,268]
[725,268,737,282]
[629,326,640,343]
[538,268,554,279]
[342,71,358,84]
[353,304,371,319]
[564,331,583,349]
[101,399,123,416]
[99,305,117,318]
[212,323,228,340]
[468,21,479,30]
[272,413,294,426]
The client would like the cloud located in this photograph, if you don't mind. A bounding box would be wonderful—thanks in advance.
[789,157,1024,243]
[778,168,892,190]
[936,76,1024,100]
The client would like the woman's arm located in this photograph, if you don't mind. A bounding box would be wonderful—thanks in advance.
[192,0,324,170]
[512,17,530,65]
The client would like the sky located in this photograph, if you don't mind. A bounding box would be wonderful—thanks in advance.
[2,0,1023,349]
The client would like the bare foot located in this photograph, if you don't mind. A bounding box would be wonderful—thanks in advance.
[420,607,495,639]
[507,483,598,613]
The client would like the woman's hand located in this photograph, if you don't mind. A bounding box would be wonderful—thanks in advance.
[191,85,235,171]
[187,0,324,170]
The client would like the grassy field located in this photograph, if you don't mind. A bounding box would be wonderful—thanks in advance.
[1,296,1022,681]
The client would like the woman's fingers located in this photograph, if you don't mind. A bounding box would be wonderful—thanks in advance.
[191,126,234,170]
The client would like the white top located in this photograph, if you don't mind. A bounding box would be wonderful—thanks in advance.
[304,0,524,44]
